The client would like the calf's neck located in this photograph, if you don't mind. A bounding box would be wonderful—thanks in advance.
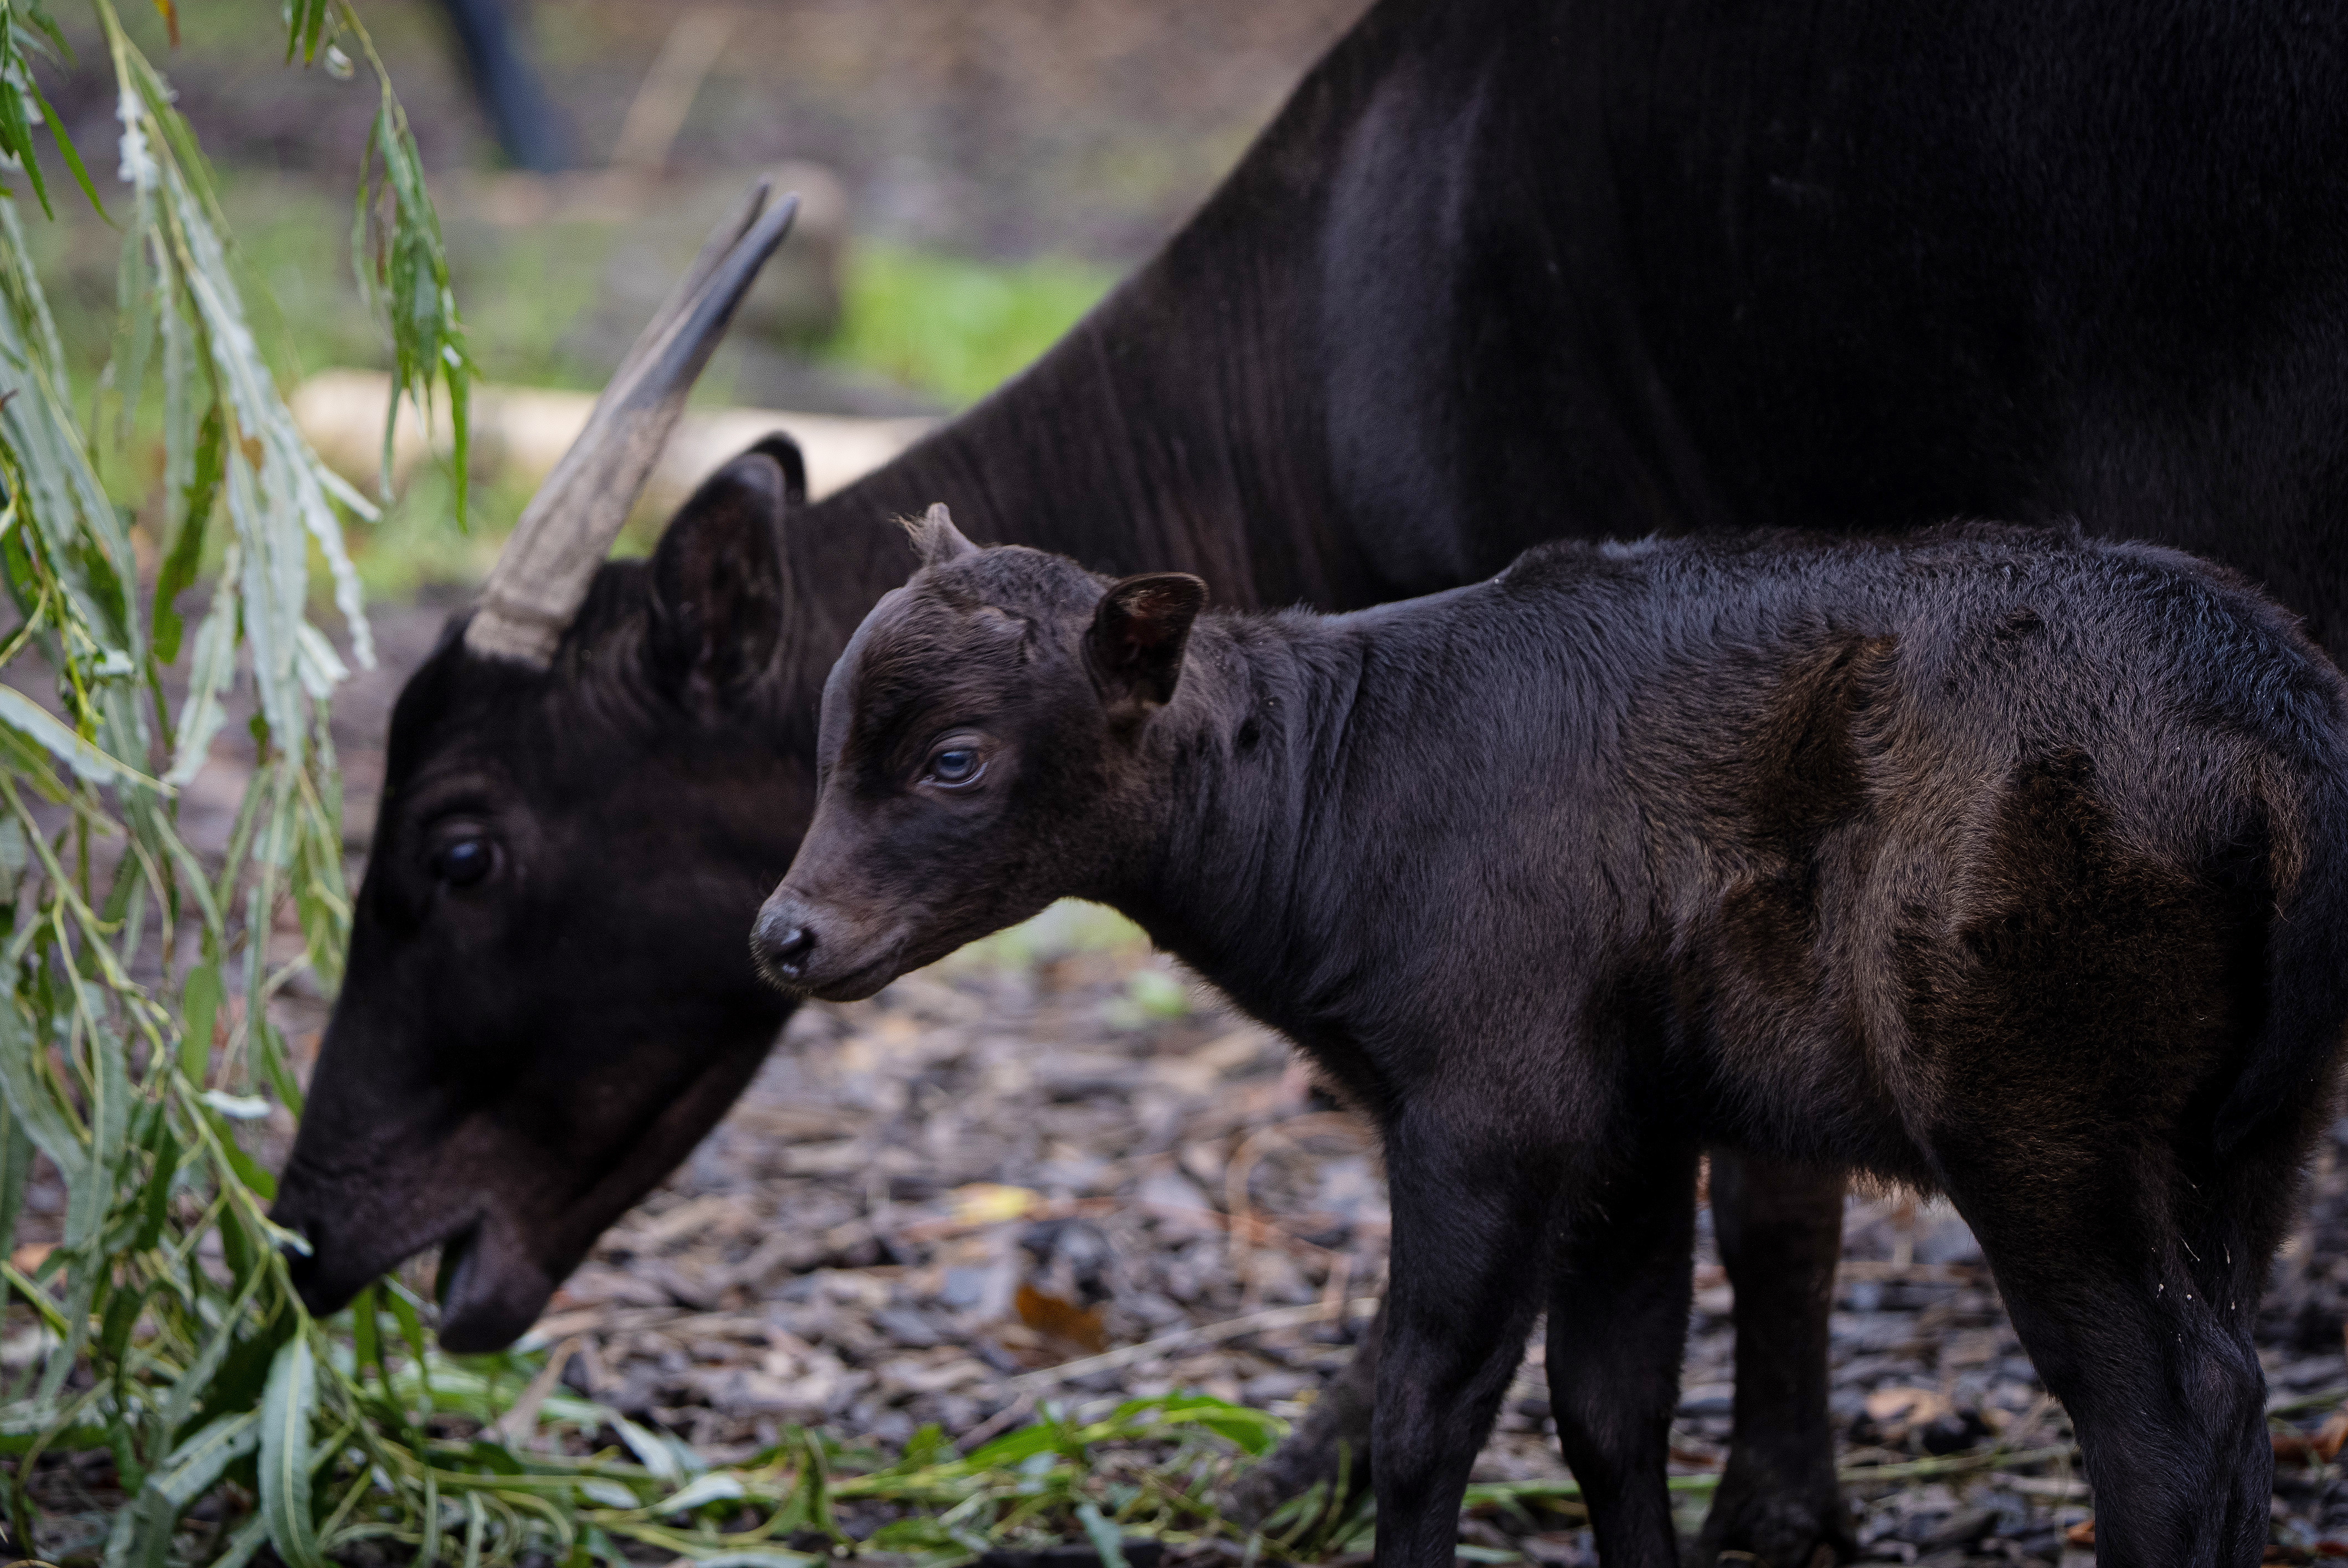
[756,514,2348,1567]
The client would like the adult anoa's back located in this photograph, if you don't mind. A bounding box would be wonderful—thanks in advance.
[757,516,2348,1567]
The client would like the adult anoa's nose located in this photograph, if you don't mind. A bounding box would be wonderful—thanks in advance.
[750,898,818,983]
[266,1193,343,1315]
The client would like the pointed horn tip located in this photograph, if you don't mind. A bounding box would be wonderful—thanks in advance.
[750,190,802,244]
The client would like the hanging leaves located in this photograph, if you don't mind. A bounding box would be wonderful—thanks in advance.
[0,2,450,1560]
[325,4,475,527]
[0,1,100,220]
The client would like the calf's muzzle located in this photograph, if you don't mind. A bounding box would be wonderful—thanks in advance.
[750,883,904,999]
[750,897,818,981]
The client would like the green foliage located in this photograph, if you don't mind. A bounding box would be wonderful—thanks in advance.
[0,2,99,222]
[826,243,1116,408]
[329,12,473,527]
[0,1,468,1560]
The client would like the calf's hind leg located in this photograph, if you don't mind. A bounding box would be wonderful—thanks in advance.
[1951,1153,2273,1566]
[1696,1151,1854,1567]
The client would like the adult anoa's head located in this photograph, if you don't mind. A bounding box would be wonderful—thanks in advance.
[270,185,822,1352]
[752,509,1206,1002]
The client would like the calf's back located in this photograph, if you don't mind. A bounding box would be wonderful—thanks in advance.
[1113,530,2348,1181]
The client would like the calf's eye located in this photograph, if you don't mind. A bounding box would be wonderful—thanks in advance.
[926,746,984,787]
[431,837,495,887]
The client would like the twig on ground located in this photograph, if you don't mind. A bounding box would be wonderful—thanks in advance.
[1008,1297,1380,1393]
[490,1337,583,1443]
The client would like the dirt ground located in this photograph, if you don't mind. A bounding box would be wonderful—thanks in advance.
[129,598,2348,1564]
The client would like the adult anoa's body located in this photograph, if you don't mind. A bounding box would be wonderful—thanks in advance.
[757,520,2348,1567]
[273,0,2348,1558]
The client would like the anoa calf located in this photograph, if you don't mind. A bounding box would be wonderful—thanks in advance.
[754,512,2348,1567]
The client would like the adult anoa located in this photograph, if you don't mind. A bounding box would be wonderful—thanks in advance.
[755,513,2348,1568]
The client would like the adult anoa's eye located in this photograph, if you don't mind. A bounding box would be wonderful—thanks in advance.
[926,746,984,787]
[430,835,496,888]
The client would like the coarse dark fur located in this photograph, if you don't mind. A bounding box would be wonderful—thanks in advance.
[758,520,2348,1568]
[273,0,2348,1556]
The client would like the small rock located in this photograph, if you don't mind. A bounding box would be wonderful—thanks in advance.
[874,1307,943,1347]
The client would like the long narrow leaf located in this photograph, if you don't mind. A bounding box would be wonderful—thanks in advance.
[104,1410,261,1568]
[259,1333,327,1568]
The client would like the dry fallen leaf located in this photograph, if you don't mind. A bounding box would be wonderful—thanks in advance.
[8,1242,52,1274]
[1015,1282,1109,1354]
[955,1183,1042,1225]
[1862,1385,1951,1427]
[2066,1518,2095,1547]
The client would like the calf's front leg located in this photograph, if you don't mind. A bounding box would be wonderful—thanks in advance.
[1231,1148,1854,1554]
[1372,1106,1556,1568]
[1542,1143,1699,1567]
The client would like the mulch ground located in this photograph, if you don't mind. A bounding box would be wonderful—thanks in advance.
[524,898,2348,1566]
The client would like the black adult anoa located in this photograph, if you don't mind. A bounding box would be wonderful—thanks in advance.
[272,0,2348,1558]
[756,515,2348,1568]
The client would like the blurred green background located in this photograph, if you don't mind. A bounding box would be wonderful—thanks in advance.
[18,0,1362,596]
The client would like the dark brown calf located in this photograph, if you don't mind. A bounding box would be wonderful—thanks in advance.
[756,514,2348,1568]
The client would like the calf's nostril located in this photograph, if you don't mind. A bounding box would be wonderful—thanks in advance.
[754,912,818,976]
[771,926,816,971]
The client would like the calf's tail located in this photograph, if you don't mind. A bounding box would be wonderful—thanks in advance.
[2213,764,2348,1158]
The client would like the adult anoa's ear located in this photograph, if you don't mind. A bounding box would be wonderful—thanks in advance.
[905,502,980,574]
[1087,573,1207,723]
[648,435,802,699]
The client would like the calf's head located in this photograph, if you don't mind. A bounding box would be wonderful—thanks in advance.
[271,186,821,1352]
[753,511,1206,1000]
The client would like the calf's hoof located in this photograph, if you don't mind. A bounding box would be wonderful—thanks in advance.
[1694,1484,1855,1568]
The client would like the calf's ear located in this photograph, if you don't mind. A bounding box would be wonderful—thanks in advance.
[648,435,802,700]
[1087,573,1207,724]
